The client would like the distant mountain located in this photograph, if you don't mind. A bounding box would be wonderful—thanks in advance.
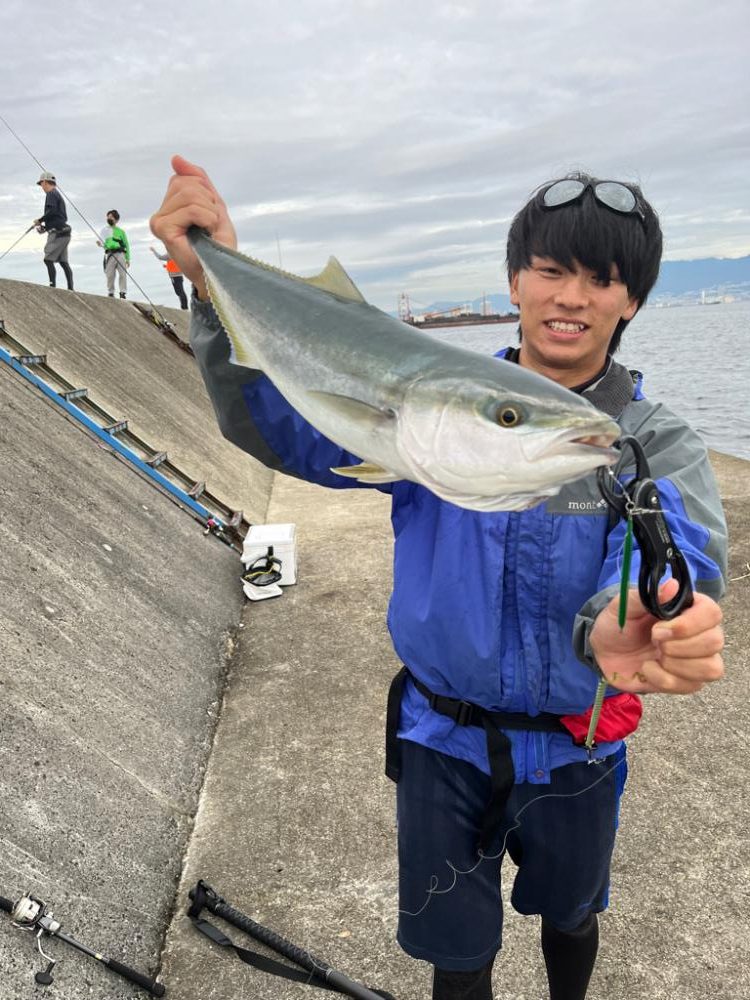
[652,255,750,300]
[406,256,750,317]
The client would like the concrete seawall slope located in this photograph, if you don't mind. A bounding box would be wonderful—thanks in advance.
[0,278,273,522]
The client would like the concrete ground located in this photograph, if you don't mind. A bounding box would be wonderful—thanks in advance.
[160,453,750,1000]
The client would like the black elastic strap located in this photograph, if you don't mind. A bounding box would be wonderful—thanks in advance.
[385,666,408,782]
[478,716,514,853]
[190,914,333,989]
[188,883,395,999]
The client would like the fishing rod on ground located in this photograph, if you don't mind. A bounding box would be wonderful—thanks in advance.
[188,881,397,1000]
[0,111,176,326]
[0,890,166,996]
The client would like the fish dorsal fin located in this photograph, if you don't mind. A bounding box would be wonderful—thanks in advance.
[303,257,366,303]
[193,231,365,303]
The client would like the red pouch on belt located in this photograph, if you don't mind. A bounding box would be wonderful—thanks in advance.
[560,692,643,745]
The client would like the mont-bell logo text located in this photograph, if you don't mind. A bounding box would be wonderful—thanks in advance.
[567,498,608,512]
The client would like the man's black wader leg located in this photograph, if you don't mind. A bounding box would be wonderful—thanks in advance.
[45,260,56,286]
[60,261,73,290]
[541,913,598,1000]
[432,958,495,1000]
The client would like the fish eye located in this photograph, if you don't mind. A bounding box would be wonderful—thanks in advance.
[495,404,524,428]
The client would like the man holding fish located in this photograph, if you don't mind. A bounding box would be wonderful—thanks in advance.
[152,163,726,1000]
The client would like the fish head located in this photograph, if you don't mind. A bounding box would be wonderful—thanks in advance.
[395,371,620,511]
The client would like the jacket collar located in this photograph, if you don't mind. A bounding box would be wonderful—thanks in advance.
[499,347,636,418]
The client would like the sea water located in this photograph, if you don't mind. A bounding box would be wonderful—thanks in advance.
[424,300,750,461]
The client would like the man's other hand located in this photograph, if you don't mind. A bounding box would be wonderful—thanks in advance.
[589,578,725,694]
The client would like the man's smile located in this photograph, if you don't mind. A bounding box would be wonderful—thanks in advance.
[545,319,589,338]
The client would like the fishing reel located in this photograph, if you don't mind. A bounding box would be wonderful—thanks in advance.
[11,893,59,985]
[1,888,166,995]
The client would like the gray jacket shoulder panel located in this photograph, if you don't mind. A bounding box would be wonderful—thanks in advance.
[618,396,728,591]
[572,393,727,672]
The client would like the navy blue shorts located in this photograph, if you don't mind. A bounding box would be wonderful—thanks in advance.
[396,739,627,972]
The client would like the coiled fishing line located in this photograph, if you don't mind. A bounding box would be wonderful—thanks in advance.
[398,754,627,919]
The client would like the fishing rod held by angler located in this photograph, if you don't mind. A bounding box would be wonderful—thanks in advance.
[188,881,396,999]
[0,224,36,265]
[0,891,166,996]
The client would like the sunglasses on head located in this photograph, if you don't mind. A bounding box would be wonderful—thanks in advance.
[541,179,646,229]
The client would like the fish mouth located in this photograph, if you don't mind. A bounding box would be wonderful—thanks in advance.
[531,424,620,463]
[560,433,619,462]
[572,432,617,450]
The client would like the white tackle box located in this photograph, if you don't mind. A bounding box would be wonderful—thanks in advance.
[241,523,297,586]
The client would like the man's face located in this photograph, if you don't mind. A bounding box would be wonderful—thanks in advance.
[509,256,639,388]
[106,215,116,226]
[40,181,54,194]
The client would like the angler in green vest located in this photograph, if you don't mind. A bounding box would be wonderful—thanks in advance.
[97,209,131,299]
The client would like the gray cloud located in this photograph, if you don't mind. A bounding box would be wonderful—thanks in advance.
[1,0,748,309]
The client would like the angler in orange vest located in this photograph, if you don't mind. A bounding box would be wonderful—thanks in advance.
[150,245,188,309]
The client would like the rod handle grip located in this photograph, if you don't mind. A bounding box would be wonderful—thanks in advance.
[0,896,13,914]
[106,957,165,996]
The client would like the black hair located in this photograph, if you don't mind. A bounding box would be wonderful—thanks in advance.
[107,209,120,221]
[506,172,662,353]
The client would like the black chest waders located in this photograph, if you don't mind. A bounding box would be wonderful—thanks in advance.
[385,666,567,853]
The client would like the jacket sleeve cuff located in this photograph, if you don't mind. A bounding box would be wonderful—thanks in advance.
[190,289,221,329]
[572,584,620,672]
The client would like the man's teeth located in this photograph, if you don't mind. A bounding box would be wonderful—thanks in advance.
[548,321,586,332]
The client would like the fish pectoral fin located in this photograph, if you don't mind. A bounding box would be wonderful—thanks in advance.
[306,390,395,430]
[303,257,366,303]
[330,462,400,484]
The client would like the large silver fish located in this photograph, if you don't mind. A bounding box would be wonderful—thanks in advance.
[189,229,620,511]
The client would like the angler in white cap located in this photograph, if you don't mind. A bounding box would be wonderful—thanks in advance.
[33,171,74,290]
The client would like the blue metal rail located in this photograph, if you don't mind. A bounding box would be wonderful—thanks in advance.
[0,337,243,547]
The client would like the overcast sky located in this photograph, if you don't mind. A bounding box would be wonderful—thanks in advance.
[1,0,748,311]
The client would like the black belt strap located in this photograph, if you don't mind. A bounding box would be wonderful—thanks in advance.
[385,666,565,852]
